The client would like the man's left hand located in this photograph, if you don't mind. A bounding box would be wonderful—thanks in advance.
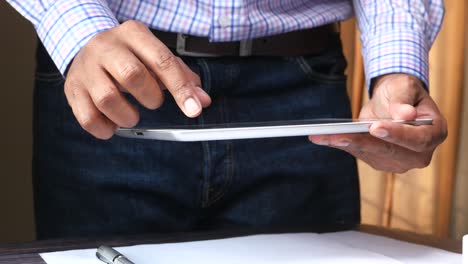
[309,73,447,173]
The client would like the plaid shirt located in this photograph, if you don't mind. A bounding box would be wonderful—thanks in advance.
[7,0,444,88]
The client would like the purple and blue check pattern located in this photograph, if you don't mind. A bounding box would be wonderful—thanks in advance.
[7,0,444,87]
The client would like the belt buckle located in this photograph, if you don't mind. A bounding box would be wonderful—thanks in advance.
[176,33,252,57]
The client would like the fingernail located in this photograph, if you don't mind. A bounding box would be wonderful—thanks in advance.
[374,128,389,138]
[334,139,351,147]
[184,97,201,116]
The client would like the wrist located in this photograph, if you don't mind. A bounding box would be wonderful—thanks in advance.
[370,74,424,98]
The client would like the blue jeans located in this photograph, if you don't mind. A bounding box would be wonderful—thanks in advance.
[33,33,360,239]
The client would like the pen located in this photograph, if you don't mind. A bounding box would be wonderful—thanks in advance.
[96,245,136,264]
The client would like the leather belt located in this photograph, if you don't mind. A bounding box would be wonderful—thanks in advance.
[150,23,339,57]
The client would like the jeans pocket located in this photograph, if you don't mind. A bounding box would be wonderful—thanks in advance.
[35,40,65,83]
[292,51,347,85]
[35,72,65,83]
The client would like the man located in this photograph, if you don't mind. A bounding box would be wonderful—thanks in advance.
[7,0,447,239]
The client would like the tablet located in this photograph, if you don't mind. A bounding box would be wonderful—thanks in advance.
[115,118,433,142]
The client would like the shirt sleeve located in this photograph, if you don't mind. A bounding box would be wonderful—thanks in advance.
[352,0,444,90]
[6,0,119,74]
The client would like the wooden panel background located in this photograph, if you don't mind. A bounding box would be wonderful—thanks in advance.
[341,0,466,238]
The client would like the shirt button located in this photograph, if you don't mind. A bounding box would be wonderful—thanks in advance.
[218,16,231,28]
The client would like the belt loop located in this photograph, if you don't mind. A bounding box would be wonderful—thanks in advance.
[176,33,188,55]
[176,33,220,57]
[239,40,252,56]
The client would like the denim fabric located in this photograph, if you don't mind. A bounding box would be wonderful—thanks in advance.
[33,33,360,239]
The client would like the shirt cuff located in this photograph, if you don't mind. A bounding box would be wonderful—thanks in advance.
[35,0,119,74]
[361,30,429,94]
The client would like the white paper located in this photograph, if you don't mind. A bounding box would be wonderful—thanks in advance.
[321,231,460,264]
[463,234,468,264]
[40,231,460,264]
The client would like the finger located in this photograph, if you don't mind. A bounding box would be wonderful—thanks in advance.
[140,45,201,117]
[369,118,445,153]
[195,86,212,108]
[176,57,201,86]
[389,103,417,121]
[104,48,164,109]
[122,22,202,117]
[375,74,421,105]
[387,76,421,120]
[310,133,431,171]
[87,69,140,128]
[64,80,116,139]
[309,135,330,146]
[329,133,397,156]
[177,57,211,108]
[371,74,421,120]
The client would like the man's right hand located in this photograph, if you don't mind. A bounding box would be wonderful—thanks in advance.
[64,20,212,139]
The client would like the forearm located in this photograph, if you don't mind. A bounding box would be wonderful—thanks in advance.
[352,0,444,90]
[6,0,119,74]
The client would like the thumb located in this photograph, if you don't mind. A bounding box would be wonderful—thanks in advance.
[389,102,417,121]
[384,76,420,120]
